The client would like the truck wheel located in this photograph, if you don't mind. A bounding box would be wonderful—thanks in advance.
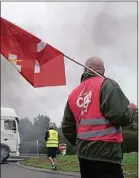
[0,146,9,164]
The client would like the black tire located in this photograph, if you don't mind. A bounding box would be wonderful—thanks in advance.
[0,146,10,164]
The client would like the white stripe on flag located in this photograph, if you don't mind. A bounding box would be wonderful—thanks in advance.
[34,60,40,73]
[8,54,21,72]
[37,41,46,52]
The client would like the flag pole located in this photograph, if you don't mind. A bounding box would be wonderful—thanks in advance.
[64,54,104,78]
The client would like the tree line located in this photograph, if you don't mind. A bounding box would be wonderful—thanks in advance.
[18,114,75,155]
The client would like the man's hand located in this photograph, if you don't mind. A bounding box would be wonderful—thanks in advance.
[127,103,138,112]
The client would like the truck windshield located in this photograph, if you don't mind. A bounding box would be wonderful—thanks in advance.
[4,120,16,131]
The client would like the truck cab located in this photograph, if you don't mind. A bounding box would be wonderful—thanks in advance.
[1,107,20,163]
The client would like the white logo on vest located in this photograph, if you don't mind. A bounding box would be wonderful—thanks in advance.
[76,89,92,116]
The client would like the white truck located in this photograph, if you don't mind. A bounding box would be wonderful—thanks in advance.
[1,107,20,163]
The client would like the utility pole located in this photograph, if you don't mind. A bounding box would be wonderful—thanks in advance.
[36,140,39,157]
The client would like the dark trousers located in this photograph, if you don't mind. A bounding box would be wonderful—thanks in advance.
[78,158,124,178]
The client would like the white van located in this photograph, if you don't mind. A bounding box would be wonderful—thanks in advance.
[1,107,20,163]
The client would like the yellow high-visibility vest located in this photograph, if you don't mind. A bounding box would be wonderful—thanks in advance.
[46,129,59,147]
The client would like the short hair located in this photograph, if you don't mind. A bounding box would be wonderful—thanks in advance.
[84,56,105,74]
[49,123,54,129]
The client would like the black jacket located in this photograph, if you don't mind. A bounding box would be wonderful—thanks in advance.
[62,74,136,164]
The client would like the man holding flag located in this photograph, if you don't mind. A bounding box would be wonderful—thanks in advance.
[62,56,137,178]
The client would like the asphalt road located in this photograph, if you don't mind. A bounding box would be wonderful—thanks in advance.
[1,162,76,178]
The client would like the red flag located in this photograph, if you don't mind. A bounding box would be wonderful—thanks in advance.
[0,17,66,87]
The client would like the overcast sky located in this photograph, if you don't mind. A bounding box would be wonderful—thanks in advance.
[1,2,137,126]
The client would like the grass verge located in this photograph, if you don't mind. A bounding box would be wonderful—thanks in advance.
[21,153,137,177]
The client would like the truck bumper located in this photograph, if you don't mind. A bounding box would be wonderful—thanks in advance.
[10,152,20,157]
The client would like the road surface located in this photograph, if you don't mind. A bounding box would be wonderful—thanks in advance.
[1,162,76,178]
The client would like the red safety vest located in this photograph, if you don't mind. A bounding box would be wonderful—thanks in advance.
[68,76,123,143]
